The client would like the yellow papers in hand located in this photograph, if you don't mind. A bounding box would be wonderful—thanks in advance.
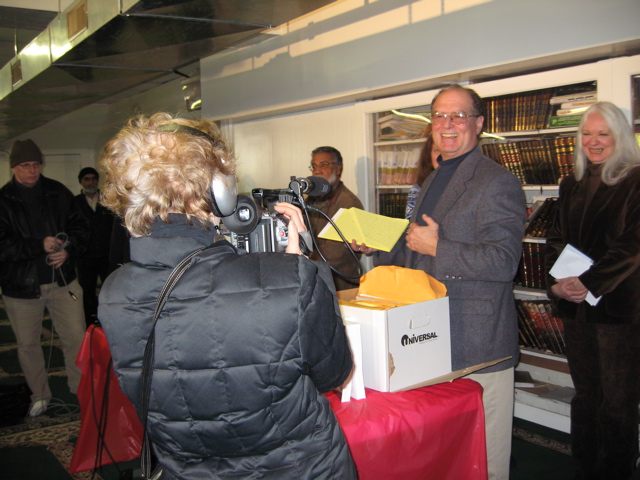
[318,208,409,252]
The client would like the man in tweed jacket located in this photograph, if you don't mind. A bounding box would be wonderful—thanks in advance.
[369,85,526,480]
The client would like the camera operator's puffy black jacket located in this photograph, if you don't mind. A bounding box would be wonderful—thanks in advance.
[98,215,356,480]
[0,176,89,298]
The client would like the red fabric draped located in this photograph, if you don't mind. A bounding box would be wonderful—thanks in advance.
[326,379,487,480]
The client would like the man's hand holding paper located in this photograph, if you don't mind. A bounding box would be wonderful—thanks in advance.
[319,208,408,252]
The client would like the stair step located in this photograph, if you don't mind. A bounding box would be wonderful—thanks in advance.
[514,381,573,433]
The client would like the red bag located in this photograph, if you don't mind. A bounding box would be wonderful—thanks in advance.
[69,325,143,473]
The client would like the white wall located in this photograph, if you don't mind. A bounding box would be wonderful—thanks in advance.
[231,104,369,206]
[200,0,640,122]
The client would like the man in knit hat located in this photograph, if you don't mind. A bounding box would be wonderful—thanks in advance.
[76,167,113,326]
[0,139,89,416]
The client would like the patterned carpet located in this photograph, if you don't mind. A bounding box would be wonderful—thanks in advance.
[513,424,571,456]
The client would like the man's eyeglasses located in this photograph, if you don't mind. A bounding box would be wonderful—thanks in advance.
[309,162,337,172]
[16,162,42,171]
[431,111,478,126]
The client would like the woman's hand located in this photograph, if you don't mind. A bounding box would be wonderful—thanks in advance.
[274,202,307,255]
[551,276,589,303]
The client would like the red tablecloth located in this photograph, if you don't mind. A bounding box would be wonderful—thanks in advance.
[327,380,487,480]
[71,326,487,480]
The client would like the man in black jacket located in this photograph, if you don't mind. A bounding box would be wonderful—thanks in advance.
[75,167,113,326]
[0,139,89,416]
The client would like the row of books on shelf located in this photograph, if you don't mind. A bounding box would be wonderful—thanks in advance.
[377,146,421,185]
[378,193,409,219]
[525,197,558,238]
[481,136,575,185]
[516,242,547,290]
[483,83,596,133]
[516,299,566,356]
[485,88,556,133]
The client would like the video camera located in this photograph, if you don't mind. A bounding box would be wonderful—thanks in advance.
[221,176,329,254]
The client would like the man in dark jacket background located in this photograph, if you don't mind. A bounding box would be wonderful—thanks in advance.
[75,167,113,326]
[0,139,89,417]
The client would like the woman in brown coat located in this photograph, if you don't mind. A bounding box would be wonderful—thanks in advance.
[545,101,640,480]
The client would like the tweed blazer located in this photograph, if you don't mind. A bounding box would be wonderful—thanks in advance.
[376,146,527,372]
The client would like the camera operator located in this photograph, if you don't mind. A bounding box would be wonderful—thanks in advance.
[97,113,356,480]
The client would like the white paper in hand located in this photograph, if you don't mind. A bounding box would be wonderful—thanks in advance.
[549,244,601,306]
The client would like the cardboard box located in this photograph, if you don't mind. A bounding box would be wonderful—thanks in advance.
[337,289,452,392]
[337,289,510,393]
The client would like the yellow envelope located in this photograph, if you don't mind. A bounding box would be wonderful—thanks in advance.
[358,265,447,304]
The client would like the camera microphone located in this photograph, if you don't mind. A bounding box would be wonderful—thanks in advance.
[290,176,331,197]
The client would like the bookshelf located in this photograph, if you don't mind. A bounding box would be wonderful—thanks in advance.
[363,54,640,432]
[373,108,430,219]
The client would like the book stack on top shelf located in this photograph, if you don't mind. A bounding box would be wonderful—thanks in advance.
[377,110,430,141]
[548,89,597,128]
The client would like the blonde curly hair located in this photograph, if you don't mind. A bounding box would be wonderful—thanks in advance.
[99,113,236,237]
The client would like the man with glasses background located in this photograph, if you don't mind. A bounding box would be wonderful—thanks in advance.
[360,85,527,480]
[0,139,89,417]
[307,146,364,291]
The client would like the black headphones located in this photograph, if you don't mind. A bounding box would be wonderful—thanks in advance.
[157,123,238,218]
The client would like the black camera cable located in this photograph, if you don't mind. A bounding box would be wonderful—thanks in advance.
[300,204,364,282]
[45,232,78,301]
